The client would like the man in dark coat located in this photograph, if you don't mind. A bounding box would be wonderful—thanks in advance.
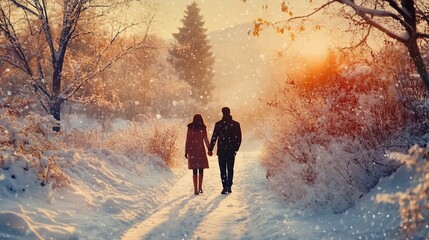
[208,107,242,194]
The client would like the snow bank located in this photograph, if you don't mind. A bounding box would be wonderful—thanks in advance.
[0,110,181,239]
[242,143,429,239]
[263,136,402,214]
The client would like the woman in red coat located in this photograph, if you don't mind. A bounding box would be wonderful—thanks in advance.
[185,114,209,195]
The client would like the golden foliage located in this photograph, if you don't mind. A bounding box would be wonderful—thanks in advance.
[281,1,289,13]
[245,0,321,42]
[252,18,271,36]
[147,124,179,167]
[93,120,180,168]
[61,128,103,149]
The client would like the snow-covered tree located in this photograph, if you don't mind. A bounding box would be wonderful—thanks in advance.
[0,0,155,131]
[169,2,215,104]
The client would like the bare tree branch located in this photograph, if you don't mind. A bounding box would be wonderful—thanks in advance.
[340,25,373,51]
[417,32,429,38]
[94,21,143,66]
[9,0,38,16]
[337,0,409,43]
[385,0,411,19]
[275,1,336,25]
[0,7,33,75]
[0,55,27,72]
[62,12,157,101]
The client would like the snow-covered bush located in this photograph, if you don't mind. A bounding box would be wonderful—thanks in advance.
[374,44,429,125]
[65,119,181,167]
[61,128,103,149]
[145,123,179,167]
[376,144,429,239]
[262,51,411,213]
[0,109,70,192]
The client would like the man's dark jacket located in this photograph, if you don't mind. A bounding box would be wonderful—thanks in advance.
[209,115,242,155]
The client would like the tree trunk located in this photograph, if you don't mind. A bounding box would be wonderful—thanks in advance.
[406,38,429,91]
[49,38,67,131]
[51,64,63,132]
[50,97,62,132]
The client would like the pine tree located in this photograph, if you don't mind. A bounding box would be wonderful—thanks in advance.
[169,2,215,104]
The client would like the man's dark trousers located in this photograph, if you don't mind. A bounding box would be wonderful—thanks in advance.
[218,153,235,189]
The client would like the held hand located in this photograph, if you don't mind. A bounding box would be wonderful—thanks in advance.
[208,151,213,156]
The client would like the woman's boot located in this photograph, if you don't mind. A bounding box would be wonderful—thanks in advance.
[193,175,199,195]
[198,174,203,193]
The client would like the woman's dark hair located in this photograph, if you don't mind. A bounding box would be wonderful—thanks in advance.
[188,114,206,129]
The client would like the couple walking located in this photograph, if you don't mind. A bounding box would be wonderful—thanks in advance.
[185,107,242,195]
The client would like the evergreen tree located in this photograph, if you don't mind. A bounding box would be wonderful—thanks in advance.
[169,2,215,104]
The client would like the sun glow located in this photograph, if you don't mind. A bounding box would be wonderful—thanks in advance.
[296,33,331,61]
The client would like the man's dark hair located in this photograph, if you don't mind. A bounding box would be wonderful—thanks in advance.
[222,107,230,116]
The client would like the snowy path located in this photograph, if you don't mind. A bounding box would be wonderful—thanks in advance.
[121,149,267,240]
[120,145,406,240]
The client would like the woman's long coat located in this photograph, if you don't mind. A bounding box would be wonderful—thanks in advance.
[185,125,209,169]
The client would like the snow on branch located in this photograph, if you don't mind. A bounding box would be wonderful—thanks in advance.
[339,0,400,18]
[337,0,410,43]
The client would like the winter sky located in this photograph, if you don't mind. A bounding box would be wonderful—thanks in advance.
[132,1,331,53]
[151,1,261,38]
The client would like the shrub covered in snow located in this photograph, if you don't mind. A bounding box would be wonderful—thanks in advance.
[261,49,423,213]
[62,119,181,167]
[376,144,429,239]
[0,109,178,239]
[145,123,179,167]
[104,120,180,167]
[0,108,181,199]
[0,109,70,194]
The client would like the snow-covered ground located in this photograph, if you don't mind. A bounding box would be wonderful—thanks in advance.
[0,136,425,239]
[121,141,412,240]
[0,146,179,240]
